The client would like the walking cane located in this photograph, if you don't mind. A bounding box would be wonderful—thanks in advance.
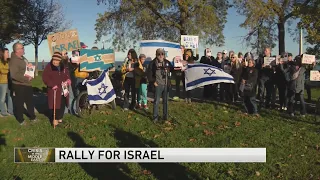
[53,89,58,129]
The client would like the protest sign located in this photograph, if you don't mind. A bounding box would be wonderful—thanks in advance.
[140,40,182,63]
[24,64,35,78]
[302,54,315,64]
[79,49,115,72]
[181,35,199,49]
[264,57,276,66]
[47,29,81,56]
[310,70,320,81]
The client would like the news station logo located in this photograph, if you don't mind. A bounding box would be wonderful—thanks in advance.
[14,148,55,163]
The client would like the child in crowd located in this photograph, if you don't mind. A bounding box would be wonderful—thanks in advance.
[135,54,148,109]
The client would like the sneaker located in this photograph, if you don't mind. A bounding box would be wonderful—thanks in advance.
[143,105,148,110]
[20,121,26,126]
[283,107,287,111]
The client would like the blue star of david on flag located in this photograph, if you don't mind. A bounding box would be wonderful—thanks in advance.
[94,54,102,61]
[98,83,107,96]
[203,68,216,76]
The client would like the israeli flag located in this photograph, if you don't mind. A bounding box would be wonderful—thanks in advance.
[86,70,116,105]
[140,40,182,63]
[185,64,234,91]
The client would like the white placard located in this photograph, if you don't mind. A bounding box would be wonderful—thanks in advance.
[71,51,80,63]
[310,70,320,81]
[55,148,266,163]
[140,40,182,64]
[24,65,35,78]
[181,35,199,49]
[61,82,69,96]
[264,57,276,66]
[174,56,183,68]
[302,54,315,64]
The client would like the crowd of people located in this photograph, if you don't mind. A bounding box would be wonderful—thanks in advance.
[118,46,317,123]
[0,41,317,126]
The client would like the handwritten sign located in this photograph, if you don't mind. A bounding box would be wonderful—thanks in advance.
[310,70,320,81]
[302,54,315,64]
[47,29,81,56]
[79,49,115,72]
[264,57,276,66]
[181,35,199,49]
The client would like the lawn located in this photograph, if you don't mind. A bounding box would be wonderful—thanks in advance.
[0,74,320,180]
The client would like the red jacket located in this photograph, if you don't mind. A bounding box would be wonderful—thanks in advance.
[42,62,70,109]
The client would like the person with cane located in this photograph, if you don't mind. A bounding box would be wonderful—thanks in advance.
[42,52,71,128]
[147,49,173,123]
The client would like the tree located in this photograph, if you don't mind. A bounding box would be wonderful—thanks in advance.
[242,19,277,55]
[95,0,229,52]
[296,0,320,58]
[19,0,70,76]
[0,0,26,48]
[233,0,312,55]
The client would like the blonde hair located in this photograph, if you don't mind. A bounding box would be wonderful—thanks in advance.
[231,54,241,69]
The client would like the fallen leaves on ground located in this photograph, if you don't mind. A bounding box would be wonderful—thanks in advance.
[153,134,161,138]
[91,136,96,140]
[203,129,215,136]
[256,171,261,176]
[140,131,146,135]
[234,121,241,127]
[201,122,208,125]
[163,127,173,131]
[127,115,132,119]
[194,124,200,127]
[316,145,319,151]
[13,137,23,141]
[164,121,172,126]
[100,111,112,115]
[93,123,98,126]
[142,170,151,175]
[240,143,248,147]
[1,130,11,134]
[227,169,234,176]
[189,138,196,142]
[64,123,71,129]
[79,130,84,134]
[79,122,85,126]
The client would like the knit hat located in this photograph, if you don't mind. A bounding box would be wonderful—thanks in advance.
[139,54,146,59]
[52,52,62,61]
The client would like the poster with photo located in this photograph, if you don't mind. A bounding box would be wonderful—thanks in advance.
[24,65,35,78]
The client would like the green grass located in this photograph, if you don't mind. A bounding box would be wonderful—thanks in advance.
[0,76,320,179]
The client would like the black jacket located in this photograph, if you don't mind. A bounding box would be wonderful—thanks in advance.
[242,67,258,97]
[147,58,173,86]
[200,56,215,65]
[255,56,276,80]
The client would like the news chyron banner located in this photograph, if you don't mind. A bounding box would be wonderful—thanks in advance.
[14,148,266,163]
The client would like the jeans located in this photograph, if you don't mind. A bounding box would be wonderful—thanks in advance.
[243,96,258,114]
[153,85,168,120]
[0,84,13,115]
[137,83,148,105]
[65,85,76,114]
[287,90,306,115]
[123,77,136,109]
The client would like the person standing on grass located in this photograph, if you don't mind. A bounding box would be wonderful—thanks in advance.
[240,59,259,117]
[42,52,71,126]
[286,55,306,117]
[0,48,13,116]
[9,42,37,125]
[135,54,148,110]
[147,48,173,123]
[200,48,215,99]
[122,49,138,110]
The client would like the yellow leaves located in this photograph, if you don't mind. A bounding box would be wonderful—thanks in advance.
[201,122,207,125]
[163,127,173,131]
[91,136,96,141]
[203,129,215,136]
[140,131,146,135]
[1,129,10,134]
[153,134,161,139]
[227,169,233,176]
[142,169,151,175]
[256,171,261,176]
[79,130,84,134]
[234,121,241,127]
[164,121,172,126]
[189,138,196,142]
